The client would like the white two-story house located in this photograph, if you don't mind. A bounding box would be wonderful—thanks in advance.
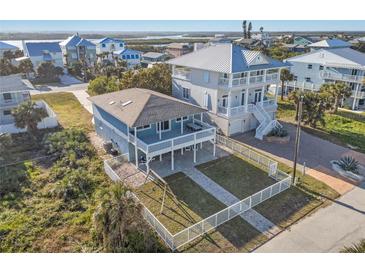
[285,47,365,110]
[95,37,125,61]
[167,43,288,139]
[59,34,96,66]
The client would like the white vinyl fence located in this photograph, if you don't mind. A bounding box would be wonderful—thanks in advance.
[216,134,278,176]
[103,136,292,251]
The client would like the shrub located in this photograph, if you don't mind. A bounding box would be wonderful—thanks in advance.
[336,156,359,174]
[267,126,288,137]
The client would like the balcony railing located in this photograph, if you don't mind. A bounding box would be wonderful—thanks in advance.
[321,71,365,83]
[129,123,216,157]
[353,90,365,99]
[266,73,279,82]
[173,70,191,80]
[217,99,277,117]
[218,74,279,88]
[249,75,264,84]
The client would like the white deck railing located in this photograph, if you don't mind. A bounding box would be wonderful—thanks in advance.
[217,100,277,118]
[321,71,364,83]
[103,136,292,251]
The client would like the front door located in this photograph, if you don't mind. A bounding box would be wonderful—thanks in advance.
[222,95,228,107]
[254,91,261,104]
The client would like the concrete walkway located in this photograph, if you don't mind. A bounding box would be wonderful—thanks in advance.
[233,122,365,195]
[184,168,280,236]
[255,181,365,252]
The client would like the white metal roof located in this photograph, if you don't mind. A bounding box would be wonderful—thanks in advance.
[167,43,287,73]
[308,38,351,48]
[285,48,365,69]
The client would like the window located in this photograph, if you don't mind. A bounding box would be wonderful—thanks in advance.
[119,43,124,47]
[122,55,126,59]
[203,71,210,83]
[307,64,312,69]
[137,125,151,131]
[157,120,170,132]
[126,55,130,59]
[176,116,188,122]
[305,77,311,82]
[3,93,12,100]
[222,73,228,79]
[182,88,190,99]
[3,110,11,116]
[319,65,324,70]
[136,54,139,59]
[71,53,77,59]
[240,92,245,106]
[102,44,106,48]
[293,76,298,81]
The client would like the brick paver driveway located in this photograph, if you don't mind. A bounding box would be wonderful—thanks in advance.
[233,122,365,195]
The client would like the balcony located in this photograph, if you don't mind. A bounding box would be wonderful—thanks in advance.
[266,73,279,82]
[218,74,279,88]
[173,69,191,80]
[129,121,216,157]
[217,99,277,118]
[353,90,365,99]
[321,71,365,83]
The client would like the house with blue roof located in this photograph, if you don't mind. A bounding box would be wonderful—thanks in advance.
[23,41,64,70]
[59,34,96,66]
[167,43,289,139]
[0,41,19,59]
[114,48,142,68]
[95,37,125,60]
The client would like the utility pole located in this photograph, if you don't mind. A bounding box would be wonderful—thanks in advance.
[292,95,303,185]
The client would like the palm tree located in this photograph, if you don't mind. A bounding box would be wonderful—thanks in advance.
[341,239,365,253]
[93,184,142,252]
[320,82,352,113]
[242,20,247,39]
[18,59,34,78]
[280,69,294,100]
[248,22,252,39]
[0,133,12,162]
[301,92,331,128]
[12,101,48,139]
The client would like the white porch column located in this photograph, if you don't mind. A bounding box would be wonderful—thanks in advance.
[193,133,197,163]
[159,122,162,140]
[160,154,162,161]
[275,84,279,104]
[200,112,203,122]
[213,132,216,157]
[245,89,249,112]
[180,117,183,134]
[134,127,138,167]
[146,157,150,173]
[263,69,267,82]
[261,86,265,105]
[171,148,174,170]
[352,83,360,110]
[228,90,232,116]
[181,148,183,155]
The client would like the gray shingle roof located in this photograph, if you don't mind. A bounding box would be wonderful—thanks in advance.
[0,75,34,93]
[167,43,287,73]
[88,88,206,128]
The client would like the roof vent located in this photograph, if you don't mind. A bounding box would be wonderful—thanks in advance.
[109,101,115,105]
[122,100,132,107]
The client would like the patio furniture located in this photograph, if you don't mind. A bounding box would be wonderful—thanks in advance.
[186,122,203,132]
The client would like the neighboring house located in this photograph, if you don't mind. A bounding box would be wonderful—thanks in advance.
[308,38,351,51]
[0,41,19,59]
[23,42,64,70]
[59,34,96,66]
[209,34,232,45]
[95,37,125,61]
[89,88,216,171]
[167,43,288,139]
[293,36,315,46]
[114,48,142,68]
[141,52,168,67]
[282,43,307,53]
[0,75,58,134]
[252,31,272,48]
[165,43,192,58]
[349,36,365,45]
[285,47,365,110]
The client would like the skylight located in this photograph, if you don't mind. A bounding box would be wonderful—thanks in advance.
[122,100,132,107]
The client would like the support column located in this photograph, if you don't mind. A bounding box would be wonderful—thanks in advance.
[245,89,249,112]
[275,84,279,104]
[159,122,162,140]
[160,154,162,161]
[228,90,232,116]
[352,83,360,110]
[171,148,174,170]
[180,117,183,134]
[193,134,197,163]
[134,127,138,167]
[200,112,203,122]
[261,86,265,106]
[146,157,150,173]
[181,148,183,155]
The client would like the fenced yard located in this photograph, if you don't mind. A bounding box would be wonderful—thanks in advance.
[103,134,292,251]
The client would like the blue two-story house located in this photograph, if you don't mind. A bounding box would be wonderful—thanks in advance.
[89,88,216,172]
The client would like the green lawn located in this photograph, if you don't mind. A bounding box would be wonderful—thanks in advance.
[277,99,365,153]
[136,172,267,252]
[32,92,93,132]
[196,155,276,200]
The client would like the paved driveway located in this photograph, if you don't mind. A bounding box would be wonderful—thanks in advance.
[233,122,365,194]
[255,181,365,252]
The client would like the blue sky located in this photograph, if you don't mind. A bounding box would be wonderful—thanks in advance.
[1,20,365,32]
